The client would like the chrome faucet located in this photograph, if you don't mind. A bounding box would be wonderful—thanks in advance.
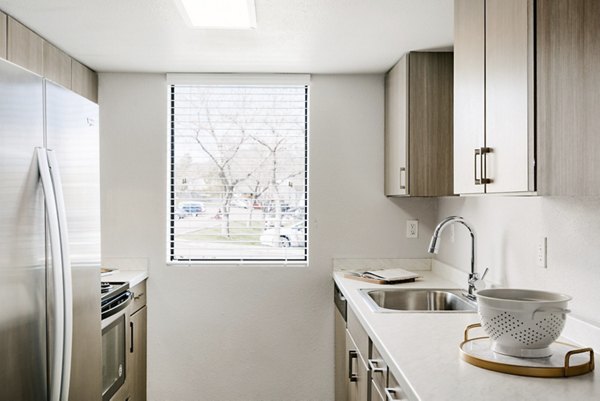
[427,216,488,300]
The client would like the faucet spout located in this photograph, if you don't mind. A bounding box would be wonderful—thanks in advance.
[428,216,480,298]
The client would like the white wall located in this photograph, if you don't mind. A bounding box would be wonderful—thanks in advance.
[436,196,600,326]
[99,73,436,401]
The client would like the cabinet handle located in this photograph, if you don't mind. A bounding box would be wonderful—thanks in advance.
[368,358,386,373]
[348,350,358,382]
[130,321,134,353]
[399,167,406,190]
[134,292,144,300]
[473,147,492,185]
[384,388,403,401]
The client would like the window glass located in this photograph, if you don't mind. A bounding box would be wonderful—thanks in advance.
[169,84,308,263]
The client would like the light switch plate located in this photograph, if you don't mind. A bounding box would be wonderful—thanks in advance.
[536,237,547,268]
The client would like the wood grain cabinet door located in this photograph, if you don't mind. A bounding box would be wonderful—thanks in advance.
[386,52,453,197]
[453,0,486,195]
[129,306,147,401]
[408,52,453,197]
[71,59,98,103]
[43,41,72,89]
[385,55,409,196]
[536,0,600,196]
[484,0,535,193]
[7,17,44,75]
[0,12,6,59]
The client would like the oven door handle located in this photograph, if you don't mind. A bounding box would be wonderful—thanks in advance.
[102,291,133,320]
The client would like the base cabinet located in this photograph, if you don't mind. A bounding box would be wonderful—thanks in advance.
[385,372,409,401]
[129,306,147,401]
[345,331,368,401]
[126,281,147,401]
[335,298,411,401]
[335,306,348,401]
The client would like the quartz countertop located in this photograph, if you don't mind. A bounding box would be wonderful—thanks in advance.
[102,269,148,288]
[334,271,599,401]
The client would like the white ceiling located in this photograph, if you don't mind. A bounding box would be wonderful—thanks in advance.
[0,0,453,74]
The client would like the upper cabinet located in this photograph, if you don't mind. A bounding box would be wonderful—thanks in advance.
[44,41,72,89]
[454,0,534,195]
[0,11,98,103]
[385,52,454,197]
[7,17,44,76]
[536,0,600,196]
[0,12,6,59]
[485,0,534,194]
[71,59,98,103]
[454,0,600,196]
[453,0,485,195]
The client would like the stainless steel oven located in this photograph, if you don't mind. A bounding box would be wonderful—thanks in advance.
[101,283,133,401]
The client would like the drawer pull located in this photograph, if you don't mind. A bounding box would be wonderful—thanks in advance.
[348,350,358,382]
[385,388,404,401]
[134,292,145,300]
[368,358,386,373]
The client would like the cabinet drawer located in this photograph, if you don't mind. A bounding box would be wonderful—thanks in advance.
[369,342,388,396]
[347,307,369,363]
[130,281,147,314]
[385,372,409,401]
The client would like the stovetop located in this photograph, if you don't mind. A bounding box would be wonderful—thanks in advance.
[101,281,129,304]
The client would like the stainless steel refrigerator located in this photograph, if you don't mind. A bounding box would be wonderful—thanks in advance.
[0,59,102,400]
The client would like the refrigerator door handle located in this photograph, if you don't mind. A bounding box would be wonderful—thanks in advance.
[36,148,65,401]
[47,149,73,401]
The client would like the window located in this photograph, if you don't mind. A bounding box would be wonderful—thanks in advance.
[168,75,309,263]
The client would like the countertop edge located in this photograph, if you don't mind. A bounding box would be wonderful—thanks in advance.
[103,269,148,288]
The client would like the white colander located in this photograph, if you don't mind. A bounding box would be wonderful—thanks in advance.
[476,288,571,358]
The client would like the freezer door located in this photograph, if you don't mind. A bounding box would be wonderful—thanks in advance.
[46,80,102,400]
[0,61,47,399]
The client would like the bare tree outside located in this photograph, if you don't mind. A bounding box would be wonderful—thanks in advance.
[191,107,262,238]
[170,84,307,261]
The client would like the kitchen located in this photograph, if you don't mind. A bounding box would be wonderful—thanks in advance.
[0,1,599,400]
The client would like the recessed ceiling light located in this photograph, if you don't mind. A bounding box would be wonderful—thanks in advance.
[176,0,257,29]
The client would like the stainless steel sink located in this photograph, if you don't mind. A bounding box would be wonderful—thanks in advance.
[360,288,477,313]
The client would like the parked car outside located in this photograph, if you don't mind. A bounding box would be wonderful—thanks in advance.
[173,206,187,220]
[260,222,306,248]
[178,201,205,216]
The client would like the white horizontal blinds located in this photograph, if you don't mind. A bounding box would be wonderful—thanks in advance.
[169,83,308,263]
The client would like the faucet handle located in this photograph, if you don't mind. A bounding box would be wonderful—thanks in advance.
[472,268,489,291]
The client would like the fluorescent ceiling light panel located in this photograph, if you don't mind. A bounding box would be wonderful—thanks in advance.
[177,0,257,29]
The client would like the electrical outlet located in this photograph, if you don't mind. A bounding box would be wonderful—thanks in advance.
[406,220,419,238]
[536,237,547,268]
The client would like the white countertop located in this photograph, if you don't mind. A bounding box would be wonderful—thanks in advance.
[334,271,599,401]
[102,269,148,287]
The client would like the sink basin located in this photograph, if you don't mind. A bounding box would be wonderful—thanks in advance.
[360,288,477,312]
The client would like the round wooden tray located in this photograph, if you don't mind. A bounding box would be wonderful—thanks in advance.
[460,323,595,378]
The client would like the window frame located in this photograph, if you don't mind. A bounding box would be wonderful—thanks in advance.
[166,74,310,266]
